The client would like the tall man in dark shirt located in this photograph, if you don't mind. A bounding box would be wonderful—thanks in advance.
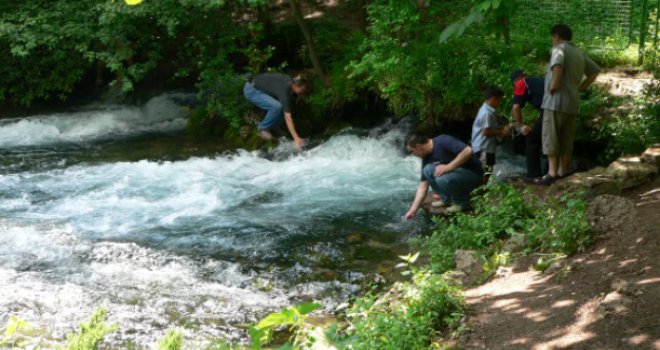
[404,133,484,218]
[510,69,545,179]
[243,73,307,150]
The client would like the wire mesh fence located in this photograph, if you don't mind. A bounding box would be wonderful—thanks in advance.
[509,0,634,50]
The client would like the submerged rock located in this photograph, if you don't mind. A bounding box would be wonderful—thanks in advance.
[346,233,364,244]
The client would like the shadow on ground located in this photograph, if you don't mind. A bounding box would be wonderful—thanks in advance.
[459,177,660,350]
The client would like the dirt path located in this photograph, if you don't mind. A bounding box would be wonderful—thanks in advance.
[459,177,660,350]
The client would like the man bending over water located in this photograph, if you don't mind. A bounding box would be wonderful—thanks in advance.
[404,133,484,219]
[243,72,307,150]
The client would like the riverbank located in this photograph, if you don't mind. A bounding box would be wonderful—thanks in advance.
[458,163,660,349]
[291,145,658,350]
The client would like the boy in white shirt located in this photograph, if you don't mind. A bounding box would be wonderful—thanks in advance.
[471,86,511,182]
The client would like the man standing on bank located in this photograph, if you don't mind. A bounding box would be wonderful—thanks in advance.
[510,69,545,180]
[535,24,600,185]
[243,72,307,150]
[404,133,484,218]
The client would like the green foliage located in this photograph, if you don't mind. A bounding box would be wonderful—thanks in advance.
[341,263,465,350]
[249,302,321,350]
[0,0,256,128]
[415,184,589,274]
[59,308,117,350]
[347,0,536,124]
[524,193,590,255]
[0,316,33,348]
[576,82,660,165]
[306,32,367,117]
[158,329,184,350]
[438,0,509,44]
[415,184,529,272]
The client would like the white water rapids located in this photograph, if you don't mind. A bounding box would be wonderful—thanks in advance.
[0,94,525,348]
[0,95,430,348]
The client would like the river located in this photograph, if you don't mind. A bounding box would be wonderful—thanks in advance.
[0,94,435,348]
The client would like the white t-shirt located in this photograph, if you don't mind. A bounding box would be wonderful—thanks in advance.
[471,102,498,154]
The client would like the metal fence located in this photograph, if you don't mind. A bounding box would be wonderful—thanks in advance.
[509,0,634,49]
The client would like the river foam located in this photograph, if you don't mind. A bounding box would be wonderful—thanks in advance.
[0,94,188,148]
[0,107,423,347]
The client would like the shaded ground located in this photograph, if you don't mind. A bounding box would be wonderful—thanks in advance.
[457,69,658,349]
[459,176,660,350]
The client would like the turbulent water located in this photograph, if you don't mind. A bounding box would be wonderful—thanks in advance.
[0,94,437,348]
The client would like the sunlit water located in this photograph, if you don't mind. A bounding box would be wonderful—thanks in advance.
[0,95,449,348]
[0,95,527,348]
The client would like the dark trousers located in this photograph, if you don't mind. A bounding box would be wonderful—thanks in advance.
[474,151,495,183]
[526,110,544,178]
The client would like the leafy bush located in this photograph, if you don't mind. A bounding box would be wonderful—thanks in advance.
[524,194,590,255]
[597,82,660,163]
[345,1,541,126]
[249,302,321,350]
[416,184,589,274]
[158,329,183,350]
[59,308,117,350]
[341,266,465,350]
[0,316,33,348]
[576,83,660,165]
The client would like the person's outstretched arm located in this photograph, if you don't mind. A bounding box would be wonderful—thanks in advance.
[483,126,511,138]
[284,112,304,149]
[405,181,430,220]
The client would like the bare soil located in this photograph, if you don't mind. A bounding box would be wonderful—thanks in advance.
[457,67,658,349]
[458,177,660,350]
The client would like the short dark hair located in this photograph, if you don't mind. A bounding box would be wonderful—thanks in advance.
[484,86,504,100]
[405,133,429,148]
[510,69,525,82]
[292,75,307,88]
[550,24,572,41]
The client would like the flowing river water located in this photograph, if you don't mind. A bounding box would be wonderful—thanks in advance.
[0,94,526,348]
[0,94,428,348]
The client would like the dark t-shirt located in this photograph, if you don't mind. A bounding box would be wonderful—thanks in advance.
[420,134,484,180]
[253,73,294,113]
[512,77,544,110]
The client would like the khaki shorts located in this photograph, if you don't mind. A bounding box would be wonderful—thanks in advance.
[542,110,577,156]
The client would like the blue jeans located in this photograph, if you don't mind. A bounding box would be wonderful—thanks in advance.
[422,164,483,208]
[243,83,284,130]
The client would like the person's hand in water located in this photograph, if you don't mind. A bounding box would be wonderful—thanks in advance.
[293,136,304,150]
[404,209,416,221]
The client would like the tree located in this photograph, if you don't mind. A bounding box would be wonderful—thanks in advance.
[289,0,328,85]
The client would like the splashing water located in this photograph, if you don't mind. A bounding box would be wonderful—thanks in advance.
[0,97,429,348]
[0,94,188,148]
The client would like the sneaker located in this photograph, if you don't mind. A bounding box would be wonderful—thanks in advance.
[532,174,558,186]
[257,129,273,140]
[445,204,464,213]
[431,199,448,208]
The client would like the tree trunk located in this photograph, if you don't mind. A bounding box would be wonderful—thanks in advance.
[653,0,659,49]
[289,0,328,86]
[356,0,368,33]
[498,15,511,46]
[638,0,649,64]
